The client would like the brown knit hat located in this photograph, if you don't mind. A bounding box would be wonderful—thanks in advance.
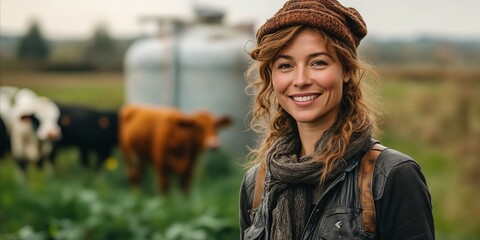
[256,0,367,51]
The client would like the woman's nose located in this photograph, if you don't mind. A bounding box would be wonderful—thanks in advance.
[293,68,312,87]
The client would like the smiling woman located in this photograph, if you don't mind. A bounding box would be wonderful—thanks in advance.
[239,0,435,239]
[271,28,348,141]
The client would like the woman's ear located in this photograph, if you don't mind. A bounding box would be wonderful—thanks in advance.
[343,71,352,83]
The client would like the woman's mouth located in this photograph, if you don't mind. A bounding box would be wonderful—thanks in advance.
[292,94,320,102]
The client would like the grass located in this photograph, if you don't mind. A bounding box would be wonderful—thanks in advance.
[378,76,480,239]
[0,147,244,240]
[0,71,124,109]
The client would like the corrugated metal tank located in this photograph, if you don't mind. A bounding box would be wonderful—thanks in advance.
[124,8,254,159]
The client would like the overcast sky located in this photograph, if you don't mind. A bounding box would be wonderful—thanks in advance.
[1,0,479,40]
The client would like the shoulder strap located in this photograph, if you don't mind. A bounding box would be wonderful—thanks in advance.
[252,161,266,209]
[251,143,387,234]
[358,143,386,234]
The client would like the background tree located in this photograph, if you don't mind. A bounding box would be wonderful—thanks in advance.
[17,20,50,62]
[84,23,118,70]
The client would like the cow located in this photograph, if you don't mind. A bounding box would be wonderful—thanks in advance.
[1,87,62,171]
[119,104,233,194]
[49,104,119,169]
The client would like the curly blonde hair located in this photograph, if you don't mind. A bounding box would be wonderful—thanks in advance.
[245,25,379,183]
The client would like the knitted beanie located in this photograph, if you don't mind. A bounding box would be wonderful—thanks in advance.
[256,0,367,52]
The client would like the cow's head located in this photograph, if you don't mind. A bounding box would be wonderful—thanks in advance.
[34,97,62,141]
[182,111,233,150]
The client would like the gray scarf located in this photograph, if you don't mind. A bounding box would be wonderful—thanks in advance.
[261,124,372,239]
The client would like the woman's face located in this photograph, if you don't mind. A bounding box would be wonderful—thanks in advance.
[271,28,349,128]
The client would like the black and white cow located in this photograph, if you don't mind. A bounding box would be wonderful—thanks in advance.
[0,87,62,171]
[50,104,119,169]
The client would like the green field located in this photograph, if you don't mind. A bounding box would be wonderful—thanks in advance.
[1,70,479,239]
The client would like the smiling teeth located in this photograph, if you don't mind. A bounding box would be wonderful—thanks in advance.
[293,95,319,102]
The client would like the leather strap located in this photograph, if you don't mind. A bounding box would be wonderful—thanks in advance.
[358,143,386,234]
[252,161,266,209]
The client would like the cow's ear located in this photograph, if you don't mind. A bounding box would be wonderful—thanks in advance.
[216,116,233,128]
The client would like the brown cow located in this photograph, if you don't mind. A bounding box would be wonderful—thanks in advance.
[119,104,232,193]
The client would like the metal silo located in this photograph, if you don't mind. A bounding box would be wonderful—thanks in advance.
[124,21,179,106]
[124,6,254,159]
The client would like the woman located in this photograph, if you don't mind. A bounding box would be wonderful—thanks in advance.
[239,0,434,239]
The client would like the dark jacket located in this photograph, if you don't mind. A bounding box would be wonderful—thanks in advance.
[239,147,434,239]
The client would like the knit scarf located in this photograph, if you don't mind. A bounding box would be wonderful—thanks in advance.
[261,124,372,239]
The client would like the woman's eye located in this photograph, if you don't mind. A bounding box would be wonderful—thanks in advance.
[278,63,292,69]
[312,60,327,67]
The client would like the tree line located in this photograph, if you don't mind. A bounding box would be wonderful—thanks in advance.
[14,20,121,71]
